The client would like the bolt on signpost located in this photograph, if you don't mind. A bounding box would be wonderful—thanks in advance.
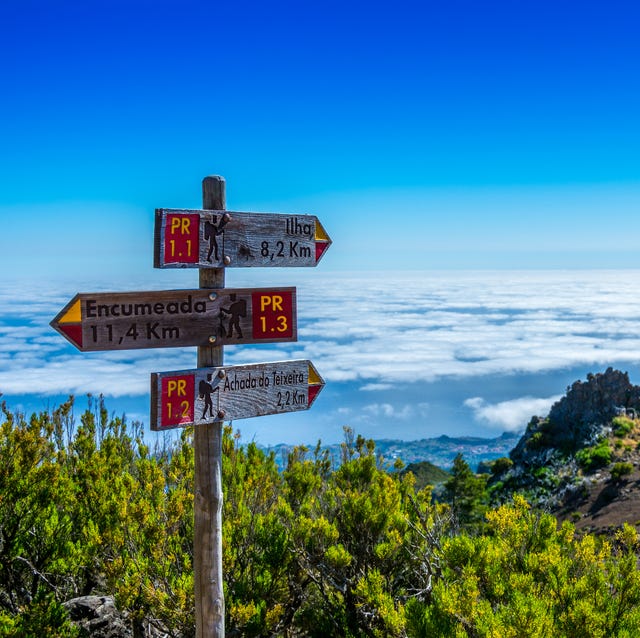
[50,175,330,638]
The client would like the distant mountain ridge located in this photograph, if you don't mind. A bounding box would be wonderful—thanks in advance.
[264,431,520,471]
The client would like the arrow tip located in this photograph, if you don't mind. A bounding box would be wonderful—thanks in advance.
[315,220,330,242]
[315,241,330,263]
[59,323,83,348]
[307,362,324,407]
[308,362,322,385]
[314,220,332,264]
[58,299,82,324]
[51,297,84,349]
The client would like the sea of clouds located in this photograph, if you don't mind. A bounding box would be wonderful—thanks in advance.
[2,270,640,445]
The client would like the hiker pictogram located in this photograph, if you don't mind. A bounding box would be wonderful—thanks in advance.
[198,373,218,419]
[204,213,230,262]
[220,294,247,339]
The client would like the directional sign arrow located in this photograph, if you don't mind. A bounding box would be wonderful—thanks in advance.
[51,288,297,351]
[154,209,332,268]
[150,360,325,430]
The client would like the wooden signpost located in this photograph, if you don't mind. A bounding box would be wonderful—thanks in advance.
[151,360,325,430]
[51,288,297,350]
[154,208,332,268]
[51,174,331,638]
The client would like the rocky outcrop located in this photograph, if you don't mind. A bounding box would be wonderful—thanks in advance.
[63,596,174,638]
[63,596,131,638]
[546,368,640,448]
[511,368,640,464]
[491,369,640,515]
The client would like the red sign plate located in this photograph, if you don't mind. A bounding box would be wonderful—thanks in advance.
[162,213,200,264]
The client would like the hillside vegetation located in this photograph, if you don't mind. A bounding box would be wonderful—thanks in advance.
[400,460,449,490]
[1,382,640,637]
[489,367,640,533]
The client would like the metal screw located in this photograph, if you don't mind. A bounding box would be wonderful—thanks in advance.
[217,369,226,379]
[208,336,217,344]
[217,410,226,420]
[223,255,231,265]
[209,292,218,301]
[222,213,231,223]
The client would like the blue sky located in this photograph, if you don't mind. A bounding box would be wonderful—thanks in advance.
[3,0,640,273]
[2,1,640,445]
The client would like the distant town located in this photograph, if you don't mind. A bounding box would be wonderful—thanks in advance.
[266,432,521,472]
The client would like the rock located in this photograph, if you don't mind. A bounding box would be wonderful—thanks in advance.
[63,596,131,638]
[509,368,640,465]
[491,369,640,507]
[64,595,176,638]
[546,367,640,449]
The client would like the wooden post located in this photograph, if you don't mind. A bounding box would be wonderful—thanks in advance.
[195,175,226,638]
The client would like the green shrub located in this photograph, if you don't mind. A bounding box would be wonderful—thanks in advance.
[527,431,546,449]
[6,595,79,638]
[576,441,612,472]
[612,416,634,437]
[533,466,549,480]
[610,462,633,482]
[488,480,504,495]
[491,457,513,475]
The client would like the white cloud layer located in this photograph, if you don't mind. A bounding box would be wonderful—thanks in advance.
[297,270,640,386]
[2,270,640,399]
